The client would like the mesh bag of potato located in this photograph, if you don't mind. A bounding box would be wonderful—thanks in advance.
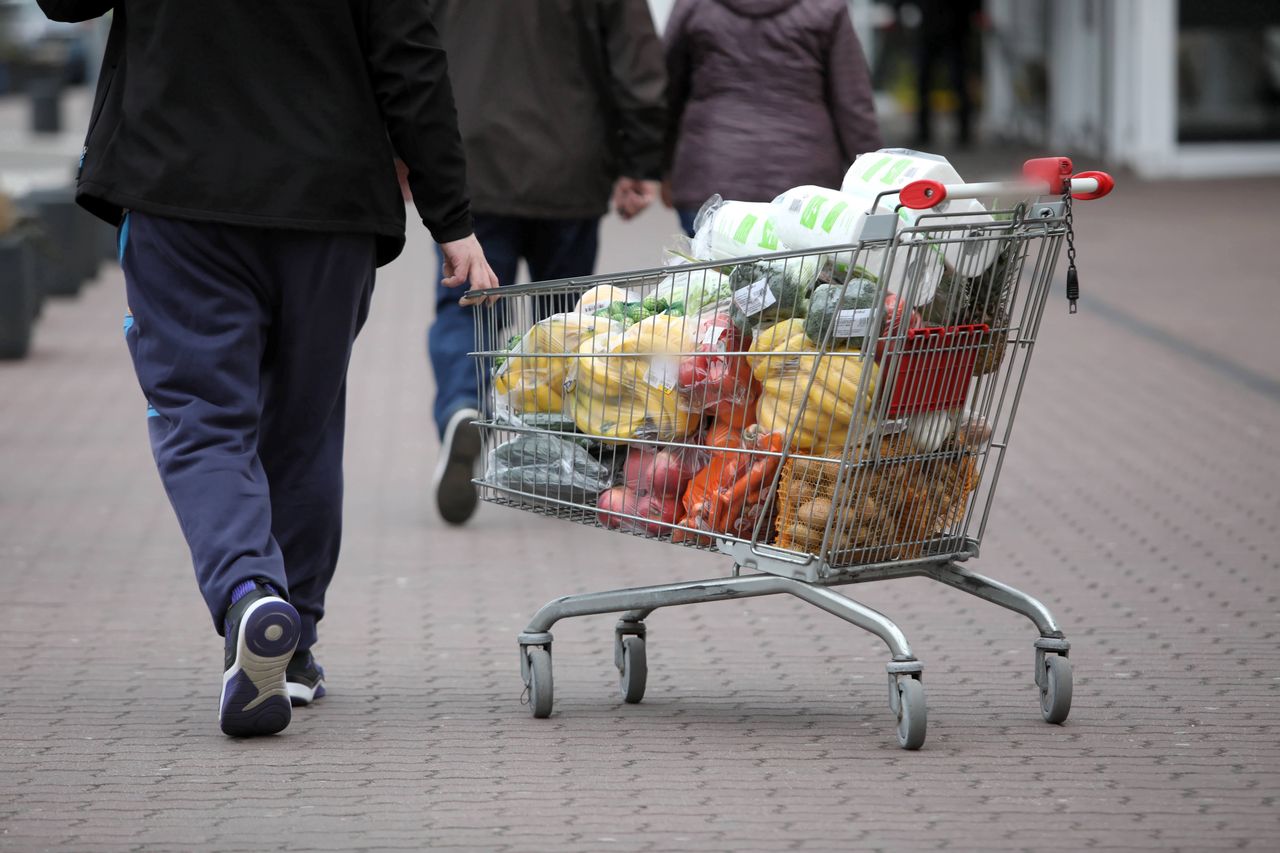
[774,434,981,564]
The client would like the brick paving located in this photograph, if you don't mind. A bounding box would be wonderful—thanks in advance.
[2,110,1279,849]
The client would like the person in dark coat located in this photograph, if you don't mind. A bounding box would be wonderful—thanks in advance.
[914,0,982,147]
[427,0,666,526]
[663,0,883,234]
[36,0,498,737]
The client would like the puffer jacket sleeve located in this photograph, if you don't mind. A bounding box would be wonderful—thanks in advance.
[599,0,668,180]
[662,0,695,173]
[36,1,113,22]
[361,0,473,243]
[825,3,882,165]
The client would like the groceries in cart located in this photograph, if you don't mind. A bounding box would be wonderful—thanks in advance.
[481,148,1052,560]
[773,413,992,561]
[485,431,615,507]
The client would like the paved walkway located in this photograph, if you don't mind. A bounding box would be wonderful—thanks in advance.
[2,101,1279,850]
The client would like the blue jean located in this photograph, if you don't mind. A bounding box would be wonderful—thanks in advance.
[678,207,699,238]
[121,212,376,648]
[428,214,599,437]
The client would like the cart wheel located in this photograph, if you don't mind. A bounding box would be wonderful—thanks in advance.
[619,636,647,704]
[895,678,927,750]
[1039,654,1072,724]
[527,647,553,719]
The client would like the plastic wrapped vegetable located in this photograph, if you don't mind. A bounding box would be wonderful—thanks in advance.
[493,313,619,415]
[567,314,700,443]
[576,285,637,316]
[673,426,785,543]
[652,266,731,316]
[596,444,709,537]
[725,258,818,333]
[676,311,757,417]
[746,320,879,455]
[486,433,614,506]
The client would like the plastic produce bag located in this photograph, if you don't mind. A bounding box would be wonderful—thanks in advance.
[746,318,880,455]
[486,433,614,505]
[690,195,786,261]
[567,314,701,444]
[675,311,757,417]
[493,312,620,416]
[652,266,732,316]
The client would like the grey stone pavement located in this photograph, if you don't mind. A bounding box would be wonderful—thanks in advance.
[2,90,1279,851]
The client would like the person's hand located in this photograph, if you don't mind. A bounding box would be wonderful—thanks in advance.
[660,177,674,210]
[439,233,500,304]
[612,177,658,220]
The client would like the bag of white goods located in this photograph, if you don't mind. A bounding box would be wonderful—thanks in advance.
[841,148,1000,279]
[690,195,786,261]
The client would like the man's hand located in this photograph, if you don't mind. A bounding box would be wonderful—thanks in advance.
[612,177,658,221]
[439,234,500,304]
[660,177,674,210]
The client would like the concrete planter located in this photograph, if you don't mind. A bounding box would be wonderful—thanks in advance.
[0,232,39,359]
[23,187,100,297]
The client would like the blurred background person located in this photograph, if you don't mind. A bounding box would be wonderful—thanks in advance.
[662,0,881,235]
[913,0,981,148]
[425,0,666,527]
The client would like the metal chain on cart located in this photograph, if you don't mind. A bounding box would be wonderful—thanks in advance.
[1062,178,1079,314]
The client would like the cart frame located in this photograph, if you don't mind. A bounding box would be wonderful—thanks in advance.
[465,163,1109,749]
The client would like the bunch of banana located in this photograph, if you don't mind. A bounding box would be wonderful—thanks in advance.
[568,314,698,443]
[748,319,878,452]
[493,313,618,414]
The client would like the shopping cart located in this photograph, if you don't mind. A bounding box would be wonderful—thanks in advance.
[462,156,1114,749]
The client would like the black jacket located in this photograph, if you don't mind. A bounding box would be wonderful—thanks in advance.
[37,0,473,266]
[432,0,665,219]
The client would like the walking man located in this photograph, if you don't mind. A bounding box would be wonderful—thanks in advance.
[427,0,666,525]
[38,0,498,736]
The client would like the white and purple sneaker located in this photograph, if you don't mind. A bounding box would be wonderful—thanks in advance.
[286,649,327,707]
[219,581,300,737]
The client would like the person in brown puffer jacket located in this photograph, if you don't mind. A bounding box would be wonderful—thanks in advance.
[663,0,883,235]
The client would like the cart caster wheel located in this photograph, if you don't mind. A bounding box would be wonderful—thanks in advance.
[1039,654,1072,724]
[895,678,927,750]
[526,647,553,719]
[618,636,647,704]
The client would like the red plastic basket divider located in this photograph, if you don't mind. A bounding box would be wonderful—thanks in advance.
[879,324,989,418]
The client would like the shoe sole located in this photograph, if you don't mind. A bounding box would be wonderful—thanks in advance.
[434,412,481,525]
[219,598,300,736]
[287,680,326,707]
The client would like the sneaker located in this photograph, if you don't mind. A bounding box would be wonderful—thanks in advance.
[286,649,327,707]
[433,406,481,525]
[219,580,300,737]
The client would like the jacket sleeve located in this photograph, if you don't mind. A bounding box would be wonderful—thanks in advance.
[361,0,473,243]
[662,0,695,174]
[599,0,667,181]
[35,1,113,22]
[826,5,883,166]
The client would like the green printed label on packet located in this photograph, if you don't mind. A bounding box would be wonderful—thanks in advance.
[821,201,849,234]
[881,158,912,185]
[759,217,780,250]
[861,155,890,181]
[732,213,758,245]
[799,196,825,229]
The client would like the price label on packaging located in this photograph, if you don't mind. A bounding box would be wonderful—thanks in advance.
[833,308,874,338]
[645,358,680,393]
[732,277,777,316]
[698,323,728,349]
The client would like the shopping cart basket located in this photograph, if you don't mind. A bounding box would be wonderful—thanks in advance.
[462,156,1114,749]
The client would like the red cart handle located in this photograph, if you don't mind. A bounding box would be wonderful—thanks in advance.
[1069,170,1115,200]
[898,179,947,210]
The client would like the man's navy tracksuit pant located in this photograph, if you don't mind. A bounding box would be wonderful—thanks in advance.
[120,212,376,648]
